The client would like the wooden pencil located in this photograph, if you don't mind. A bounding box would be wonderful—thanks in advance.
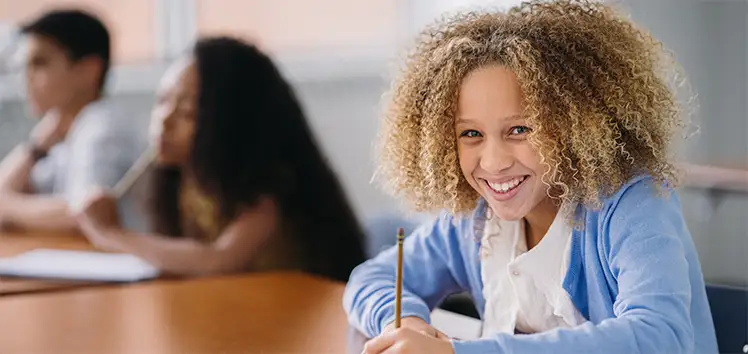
[395,227,405,329]
[112,147,156,199]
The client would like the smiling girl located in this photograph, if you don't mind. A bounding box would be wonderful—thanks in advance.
[344,1,718,353]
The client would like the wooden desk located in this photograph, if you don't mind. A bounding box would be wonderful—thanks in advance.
[0,232,92,257]
[0,271,355,354]
[0,232,114,295]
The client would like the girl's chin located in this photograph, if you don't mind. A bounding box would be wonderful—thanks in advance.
[486,203,527,221]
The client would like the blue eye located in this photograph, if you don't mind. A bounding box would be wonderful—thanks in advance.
[459,130,482,138]
[510,126,531,135]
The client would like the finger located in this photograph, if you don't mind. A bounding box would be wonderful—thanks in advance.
[69,199,87,215]
[71,204,94,220]
[381,343,407,354]
[415,325,443,338]
[76,215,96,234]
[418,328,436,337]
[78,224,99,244]
[362,330,400,354]
[76,212,106,233]
[434,329,449,339]
[73,212,86,223]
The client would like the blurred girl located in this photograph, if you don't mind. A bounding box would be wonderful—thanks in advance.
[75,37,367,282]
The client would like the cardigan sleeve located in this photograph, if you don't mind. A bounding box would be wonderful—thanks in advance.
[343,212,475,338]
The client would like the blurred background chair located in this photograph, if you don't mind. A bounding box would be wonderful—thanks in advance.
[706,283,748,353]
[362,212,418,258]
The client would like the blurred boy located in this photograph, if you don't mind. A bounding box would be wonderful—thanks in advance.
[0,9,145,232]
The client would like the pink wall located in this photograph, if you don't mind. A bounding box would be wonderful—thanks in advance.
[196,0,403,54]
[0,0,155,63]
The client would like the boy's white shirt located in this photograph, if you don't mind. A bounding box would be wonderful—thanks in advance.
[30,98,150,231]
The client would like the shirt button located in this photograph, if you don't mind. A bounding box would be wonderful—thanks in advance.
[512,270,520,276]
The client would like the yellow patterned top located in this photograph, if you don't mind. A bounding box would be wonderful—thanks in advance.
[177,178,305,272]
[179,179,223,242]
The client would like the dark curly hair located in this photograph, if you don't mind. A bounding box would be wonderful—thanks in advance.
[150,36,366,282]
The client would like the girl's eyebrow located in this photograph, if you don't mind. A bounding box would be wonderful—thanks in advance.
[455,114,524,124]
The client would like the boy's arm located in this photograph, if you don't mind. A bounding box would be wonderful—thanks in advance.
[0,112,77,231]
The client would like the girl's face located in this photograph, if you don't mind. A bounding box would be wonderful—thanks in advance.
[149,57,199,166]
[455,64,550,221]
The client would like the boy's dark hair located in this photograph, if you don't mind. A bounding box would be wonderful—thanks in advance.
[20,9,111,93]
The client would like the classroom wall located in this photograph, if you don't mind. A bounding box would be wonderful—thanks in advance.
[624,0,748,286]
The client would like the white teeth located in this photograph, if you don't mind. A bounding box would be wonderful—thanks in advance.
[487,176,526,193]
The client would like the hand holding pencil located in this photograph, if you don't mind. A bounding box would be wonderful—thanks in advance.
[111,147,156,199]
[71,148,156,252]
[360,227,452,354]
[387,227,446,337]
[72,146,155,227]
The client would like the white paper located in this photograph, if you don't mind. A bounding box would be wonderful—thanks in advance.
[431,308,483,340]
[0,249,159,282]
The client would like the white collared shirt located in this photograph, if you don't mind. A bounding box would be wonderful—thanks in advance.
[30,98,150,231]
[480,208,586,336]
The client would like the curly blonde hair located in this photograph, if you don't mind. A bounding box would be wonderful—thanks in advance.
[376,0,690,215]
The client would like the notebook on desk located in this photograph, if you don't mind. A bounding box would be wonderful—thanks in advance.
[431,308,483,340]
[0,249,159,282]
